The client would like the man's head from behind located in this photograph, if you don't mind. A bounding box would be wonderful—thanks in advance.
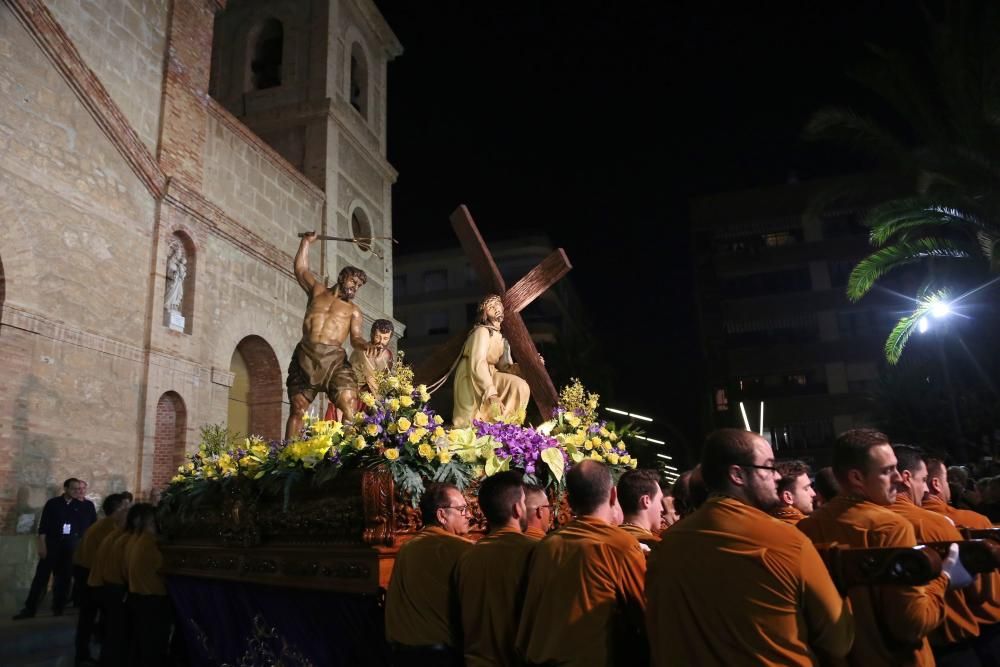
[925,457,950,504]
[477,471,526,532]
[832,428,900,505]
[893,445,928,506]
[701,429,780,511]
[617,469,663,531]
[420,483,470,536]
[566,460,617,521]
[812,466,840,507]
[101,493,130,520]
[523,484,553,534]
[775,460,814,515]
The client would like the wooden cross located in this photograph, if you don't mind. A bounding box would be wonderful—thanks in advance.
[413,205,572,419]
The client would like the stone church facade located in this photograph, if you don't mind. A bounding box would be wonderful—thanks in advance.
[0,0,401,610]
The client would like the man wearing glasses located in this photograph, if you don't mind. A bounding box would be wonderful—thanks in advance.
[385,483,472,666]
[516,460,647,666]
[646,428,854,666]
[523,484,553,539]
[799,429,965,667]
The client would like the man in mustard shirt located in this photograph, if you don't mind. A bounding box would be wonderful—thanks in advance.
[385,483,472,666]
[516,460,647,666]
[799,429,962,667]
[523,483,553,540]
[73,493,129,666]
[617,469,663,550]
[770,460,815,525]
[454,471,537,666]
[647,428,854,666]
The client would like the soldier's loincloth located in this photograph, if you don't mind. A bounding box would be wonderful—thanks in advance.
[286,340,357,404]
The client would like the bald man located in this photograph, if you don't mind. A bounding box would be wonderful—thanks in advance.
[798,429,957,667]
[523,484,553,540]
[889,445,979,666]
[647,429,853,666]
[617,469,664,550]
[454,471,536,667]
[771,460,815,525]
[924,457,1000,667]
[516,460,646,665]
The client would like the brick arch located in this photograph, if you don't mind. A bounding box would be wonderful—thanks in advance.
[152,392,187,490]
[233,335,283,441]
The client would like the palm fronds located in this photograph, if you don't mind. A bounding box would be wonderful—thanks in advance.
[847,238,972,300]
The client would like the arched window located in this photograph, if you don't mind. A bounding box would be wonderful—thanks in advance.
[227,336,282,440]
[163,232,195,334]
[349,42,369,119]
[251,19,283,90]
[152,392,187,490]
[351,207,372,253]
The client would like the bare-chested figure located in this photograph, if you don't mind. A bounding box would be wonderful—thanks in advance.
[285,232,377,439]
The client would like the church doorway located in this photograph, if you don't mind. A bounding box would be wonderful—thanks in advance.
[227,336,282,441]
[152,392,187,490]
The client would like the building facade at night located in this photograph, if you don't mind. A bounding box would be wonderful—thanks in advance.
[693,175,904,460]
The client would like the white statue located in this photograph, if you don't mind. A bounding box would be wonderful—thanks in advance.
[164,241,187,313]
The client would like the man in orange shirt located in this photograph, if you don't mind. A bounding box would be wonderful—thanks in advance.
[798,429,961,667]
[647,428,854,666]
[617,469,663,550]
[771,460,815,525]
[523,483,553,540]
[516,460,646,666]
[813,465,840,508]
[73,493,129,666]
[890,445,979,665]
[385,483,472,666]
[924,457,1000,667]
[454,471,537,667]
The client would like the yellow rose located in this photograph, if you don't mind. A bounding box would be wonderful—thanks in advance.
[408,430,423,445]
[397,417,412,432]
[589,451,603,461]
[438,450,453,464]
[366,423,381,436]
[413,412,429,427]
[418,443,435,460]
[566,414,581,428]
[177,464,187,473]
[434,415,444,425]
[360,392,376,407]
[400,395,414,408]
[171,474,185,484]
[629,458,638,469]
[606,452,620,465]
[584,440,593,451]
[388,377,400,389]
[609,432,618,442]
[184,462,195,472]
[420,392,431,403]
[416,384,428,394]
[387,423,398,435]
[599,427,610,438]
[434,426,446,439]
[401,383,414,395]
[389,398,401,412]
[590,437,602,447]
[354,435,367,450]
[384,448,400,461]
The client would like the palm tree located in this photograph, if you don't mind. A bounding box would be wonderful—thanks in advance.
[806,3,1000,362]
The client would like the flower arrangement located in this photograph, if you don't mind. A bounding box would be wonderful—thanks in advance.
[163,365,638,511]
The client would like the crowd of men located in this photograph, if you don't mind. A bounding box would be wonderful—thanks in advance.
[386,428,1000,666]
[12,480,171,667]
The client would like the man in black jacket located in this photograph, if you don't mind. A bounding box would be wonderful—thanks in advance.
[13,478,97,619]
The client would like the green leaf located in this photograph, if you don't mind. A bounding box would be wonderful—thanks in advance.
[484,453,508,477]
[847,237,971,300]
[541,447,565,482]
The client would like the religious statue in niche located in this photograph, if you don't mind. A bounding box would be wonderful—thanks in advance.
[163,240,187,331]
[285,232,379,440]
[451,295,541,427]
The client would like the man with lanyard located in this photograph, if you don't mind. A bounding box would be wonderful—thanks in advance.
[14,478,97,619]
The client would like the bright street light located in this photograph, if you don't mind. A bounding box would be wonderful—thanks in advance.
[918,317,930,334]
[930,301,951,318]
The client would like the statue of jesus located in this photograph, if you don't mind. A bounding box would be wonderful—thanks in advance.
[285,232,376,439]
[451,295,532,427]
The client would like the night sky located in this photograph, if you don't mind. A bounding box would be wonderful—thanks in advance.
[375,1,923,453]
